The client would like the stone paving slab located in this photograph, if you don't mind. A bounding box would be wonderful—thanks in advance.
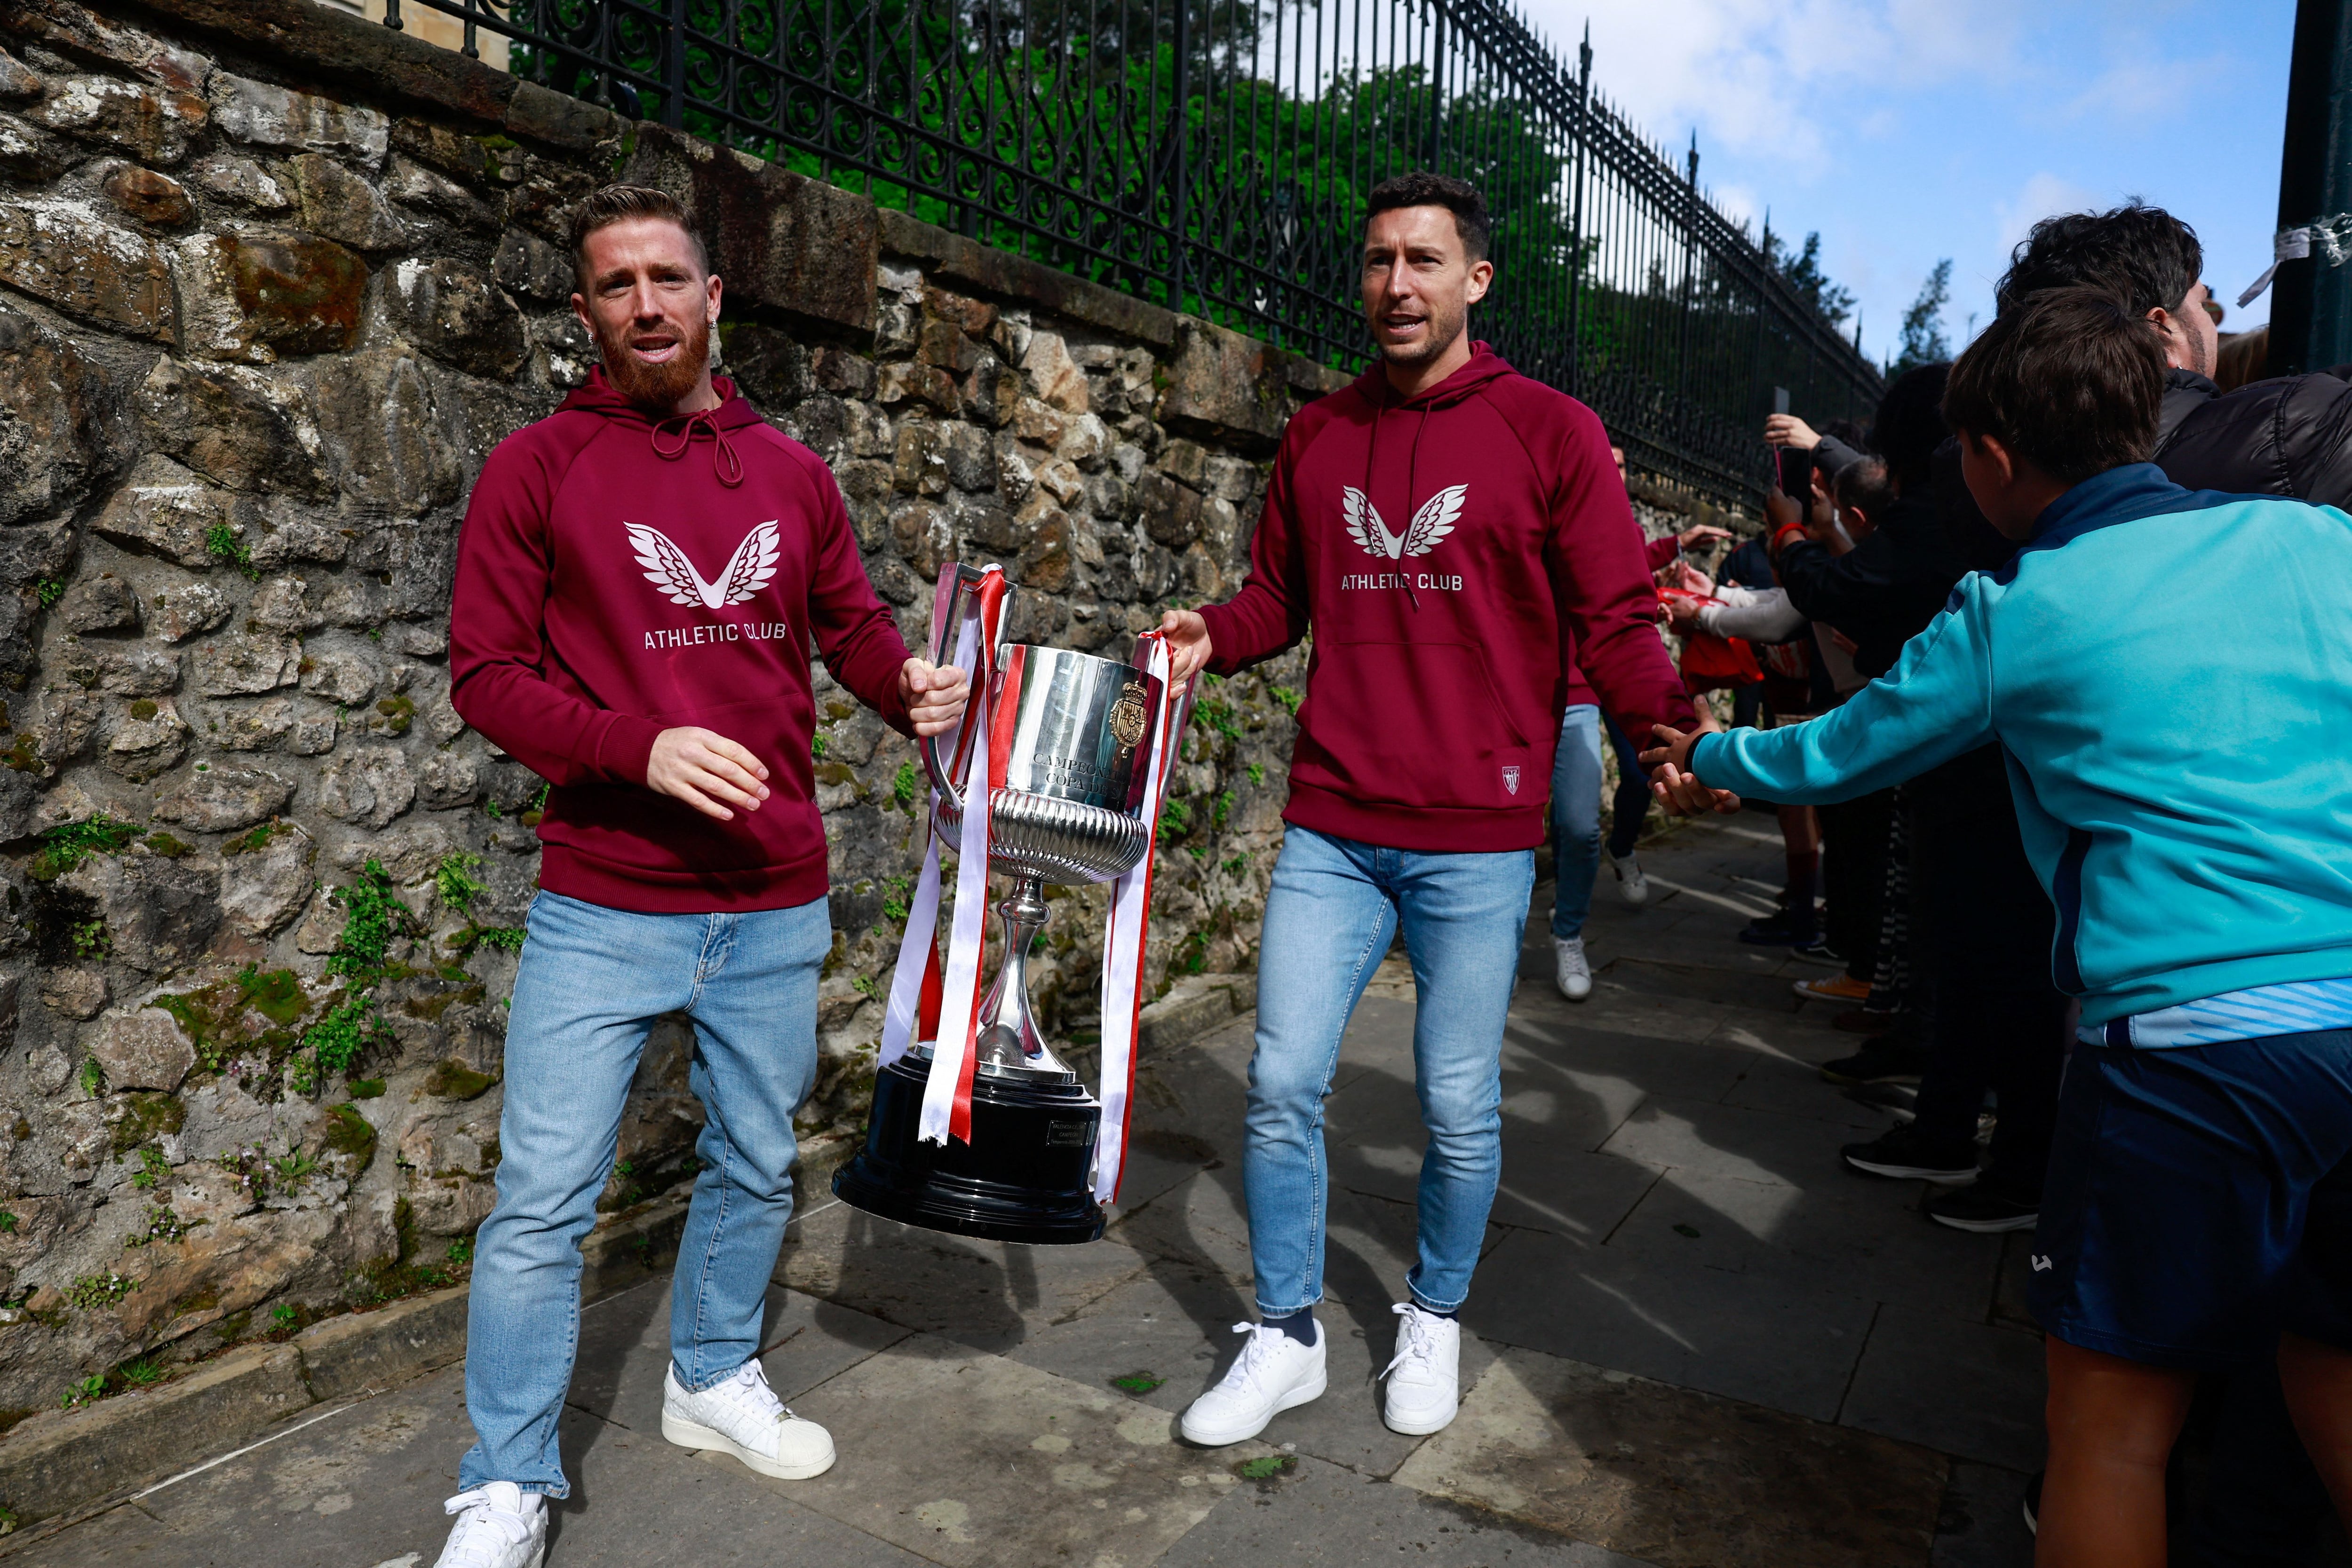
[1597,1092,1890,1189]
[1159,1449,1661,1567]
[15,1364,935,1568]
[777,1200,1153,1353]
[1601,1165,2003,1316]
[1468,1226,1881,1421]
[776,1330,1264,1567]
[1391,1346,1948,1568]
[1838,1303,2046,1472]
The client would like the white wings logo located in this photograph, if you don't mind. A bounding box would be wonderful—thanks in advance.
[623,520,781,610]
[1343,483,1467,561]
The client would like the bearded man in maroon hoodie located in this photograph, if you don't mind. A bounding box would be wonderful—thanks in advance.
[431,186,967,1567]
[1160,173,1695,1447]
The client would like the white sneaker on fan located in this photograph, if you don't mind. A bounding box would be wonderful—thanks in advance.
[433,1482,545,1568]
[1381,1302,1462,1435]
[1554,936,1593,1001]
[662,1361,836,1479]
[1179,1320,1326,1446]
[1609,850,1650,905]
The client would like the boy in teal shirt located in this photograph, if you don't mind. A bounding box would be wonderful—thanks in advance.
[1647,286,2352,1565]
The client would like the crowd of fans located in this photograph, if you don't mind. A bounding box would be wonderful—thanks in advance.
[1550,201,2352,1564]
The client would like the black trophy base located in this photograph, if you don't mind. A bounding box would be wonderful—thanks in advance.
[832,1053,1106,1245]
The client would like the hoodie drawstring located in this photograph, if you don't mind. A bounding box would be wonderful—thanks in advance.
[1364,385,1431,611]
[1398,403,1434,611]
[652,406,745,487]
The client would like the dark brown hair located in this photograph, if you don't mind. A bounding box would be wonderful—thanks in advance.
[1365,171,1491,261]
[568,184,708,290]
[1833,455,1894,519]
[1994,203,2202,320]
[2215,325,2269,394]
[1941,286,2164,485]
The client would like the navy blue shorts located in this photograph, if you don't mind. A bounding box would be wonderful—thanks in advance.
[2028,1027,2352,1370]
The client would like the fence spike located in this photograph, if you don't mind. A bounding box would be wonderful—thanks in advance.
[485,0,1878,505]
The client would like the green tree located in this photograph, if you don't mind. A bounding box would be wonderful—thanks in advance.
[1766,230,1856,328]
[1891,258,1953,376]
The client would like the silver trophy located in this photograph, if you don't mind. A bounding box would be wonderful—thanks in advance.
[833,562,1171,1243]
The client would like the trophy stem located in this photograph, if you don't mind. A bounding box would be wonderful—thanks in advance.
[974,871,1074,1080]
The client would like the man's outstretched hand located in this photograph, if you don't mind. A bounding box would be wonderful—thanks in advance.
[1641,717,1743,817]
[1159,609,1213,691]
[899,658,970,738]
[649,727,771,822]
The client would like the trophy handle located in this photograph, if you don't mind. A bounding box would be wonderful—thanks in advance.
[921,561,1010,810]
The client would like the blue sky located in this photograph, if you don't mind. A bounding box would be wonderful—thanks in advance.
[1511,0,2296,371]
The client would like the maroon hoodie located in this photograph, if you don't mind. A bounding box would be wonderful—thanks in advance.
[450,369,914,912]
[1198,346,1692,853]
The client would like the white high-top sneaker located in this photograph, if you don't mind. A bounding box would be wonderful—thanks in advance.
[1553,935,1592,1001]
[433,1481,546,1568]
[661,1360,837,1480]
[1381,1302,1462,1435]
[1179,1319,1327,1446]
[1609,849,1650,906]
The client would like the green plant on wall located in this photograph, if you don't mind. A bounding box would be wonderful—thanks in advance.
[437,852,526,957]
[30,816,139,881]
[292,861,414,1092]
[204,523,258,581]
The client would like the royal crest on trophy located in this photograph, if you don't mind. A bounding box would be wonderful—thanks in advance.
[832,562,1193,1244]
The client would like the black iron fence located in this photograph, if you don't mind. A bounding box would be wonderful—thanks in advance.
[387,0,1881,505]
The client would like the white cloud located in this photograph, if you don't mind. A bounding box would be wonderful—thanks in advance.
[2061,55,2216,125]
[1994,171,2104,260]
[1516,0,2031,181]
[1708,182,1763,229]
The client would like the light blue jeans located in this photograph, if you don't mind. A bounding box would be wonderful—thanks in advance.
[1245,826,1535,1316]
[1550,704,1650,940]
[459,889,828,1497]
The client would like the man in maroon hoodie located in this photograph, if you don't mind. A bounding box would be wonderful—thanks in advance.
[432,186,967,1567]
[1160,173,1693,1448]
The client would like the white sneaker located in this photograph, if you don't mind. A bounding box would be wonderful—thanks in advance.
[1381,1303,1462,1435]
[1609,850,1649,906]
[1553,936,1592,1001]
[434,1482,545,1568]
[1179,1319,1327,1446]
[661,1361,837,1480]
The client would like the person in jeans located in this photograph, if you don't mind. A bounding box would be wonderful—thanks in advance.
[1158,171,1692,1445]
[435,185,969,1568]
[1549,449,1724,999]
[1547,702,1654,1000]
[1645,286,2352,1567]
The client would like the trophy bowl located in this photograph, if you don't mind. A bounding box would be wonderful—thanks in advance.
[833,565,1167,1244]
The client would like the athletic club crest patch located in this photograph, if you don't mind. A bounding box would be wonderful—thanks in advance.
[1502,765,1522,796]
[624,520,781,610]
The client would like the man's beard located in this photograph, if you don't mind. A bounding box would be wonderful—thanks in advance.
[596,312,711,412]
[1379,303,1466,369]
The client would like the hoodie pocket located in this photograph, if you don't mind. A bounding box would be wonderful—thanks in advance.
[1295,640,1538,812]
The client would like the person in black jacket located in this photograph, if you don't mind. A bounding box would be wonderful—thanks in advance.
[1772,366,1966,679]
[1997,202,2352,505]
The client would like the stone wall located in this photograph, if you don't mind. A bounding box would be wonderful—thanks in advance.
[0,0,1345,1415]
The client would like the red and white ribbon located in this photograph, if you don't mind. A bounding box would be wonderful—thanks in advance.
[878,606,987,1070]
[1091,634,1193,1204]
[919,569,1008,1147]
